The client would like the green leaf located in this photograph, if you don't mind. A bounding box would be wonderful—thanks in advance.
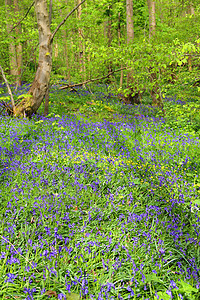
[145,273,161,283]
[133,178,141,185]
[156,292,171,300]
[179,280,198,293]
[66,293,80,300]
[193,199,200,206]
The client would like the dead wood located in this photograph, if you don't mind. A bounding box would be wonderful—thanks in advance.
[59,67,127,90]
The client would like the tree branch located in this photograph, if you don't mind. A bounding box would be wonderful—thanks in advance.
[59,67,127,90]
[51,0,87,43]
[0,65,16,115]
[9,1,35,33]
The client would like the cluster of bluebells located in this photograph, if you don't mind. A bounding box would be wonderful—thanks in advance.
[0,84,200,299]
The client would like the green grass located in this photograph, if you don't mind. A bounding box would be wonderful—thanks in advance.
[0,84,200,299]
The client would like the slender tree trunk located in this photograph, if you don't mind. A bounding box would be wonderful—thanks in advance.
[126,0,134,86]
[118,12,123,88]
[188,55,192,72]
[106,5,113,82]
[147,0,156,38]
[126,0,134,44]
[14,0,22,87]
[187,3,194,73]
[125,0,140,105]
[5,0,18,79]
[147,0,162,107]
[63,30,71,82]
[77,0,86,84]
[190,4,195,15]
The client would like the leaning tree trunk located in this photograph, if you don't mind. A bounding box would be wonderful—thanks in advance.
[13,0,86,117]
[15,0,52,117]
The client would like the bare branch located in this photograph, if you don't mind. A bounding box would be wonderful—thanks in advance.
[9,1,35,34]
[51,0,87,43]
[59,67,127,90]
[0,65,16,115]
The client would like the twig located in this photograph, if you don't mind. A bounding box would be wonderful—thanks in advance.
[59,67,127,90]
[0,65,16,115]
[51,0,87,42]
[9,1,35,33]
[0,235,65,287]
[0,235,39,271]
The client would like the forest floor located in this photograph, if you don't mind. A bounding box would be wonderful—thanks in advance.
[0,83,200,299]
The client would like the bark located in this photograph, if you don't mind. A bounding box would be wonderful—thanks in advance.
[126,0,134,44]
[126,0,140,105]
[44,85,50,116]
[188,55,192,72]
[0,65,16,114]
[147,0,156,38]
[15,0,52,117]
[44,0,52,116]
[63,30,71,81]
[126,0,134,87]
[107,5,113,82]
[190,4,195,15]
[14,0,22,87]
[77,0,86,84]
[147,1,162,107]
[118,12,123,88]
[5,0,18,78]
[149,68,162,107]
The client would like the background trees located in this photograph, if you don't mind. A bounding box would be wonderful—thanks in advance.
[0,0,200,115]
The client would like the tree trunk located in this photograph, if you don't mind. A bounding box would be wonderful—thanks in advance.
[43,0,52,116]
[190,4,195,15]
[77,0,86,84]
[188,55,192,72]
[15,0,52,117]
[125,0,140,105]
[63,30,71,82]
[13,0,86,117]
[14,0,22,87]
[5,0,18,79]
[126,0,134,44]
[147,0,156,38]
[107,5,113,82]
[118,12,123,88]
[149,70,162,106]
[147,1,162,107]
[126,0,134,86]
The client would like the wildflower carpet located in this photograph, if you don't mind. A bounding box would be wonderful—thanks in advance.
[0,84,200,299]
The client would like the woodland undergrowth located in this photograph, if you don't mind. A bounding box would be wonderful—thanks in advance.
[0,83,200,300]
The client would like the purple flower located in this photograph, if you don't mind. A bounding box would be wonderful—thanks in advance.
[58,293,66,300]
[127,286,134,296]
[159,248,165,255]
[170,280,178,289]
[0,252,6,259]
[166,289,172,297]
[5,273,17,283]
